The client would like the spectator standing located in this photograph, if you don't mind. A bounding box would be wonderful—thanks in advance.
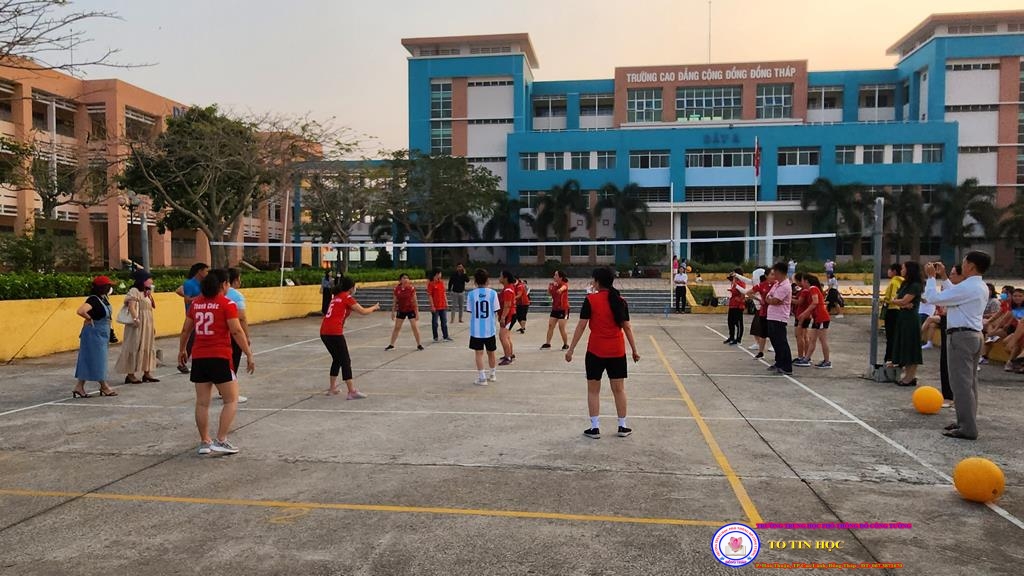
[448,264,470,323]
[73,276,119,398]
[115,269,159,384]
[765,263,794,375]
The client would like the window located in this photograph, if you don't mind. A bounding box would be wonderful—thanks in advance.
[596,242,614,257]
[467,80,513,86]
[685,149,754,168]
[776,185,808,202]
[545,152,564,171]
[922,144,944,163]
[0,82,11,121]
[835,145,855,165]
[675,86,742,120]
[519,152,538,171]
[580,94,614,116]
[807,86,842,110]
[87,105,106,140]
[570,242,589,257]
[892,144,913,164]
[859,86,895,108]
[533,96,567,118]
[625,187,670,202]
[172,238,196,259]
[777,147,820,166]
[862,145,884,164]
[920,185,936,204]
[835,237,873,256]
[125,107,157,141]
[945,104,999,112]
[465,156,506,163]
[470,45,511,54]
[467,118,514,124]
[947,24,997,34]
[919,237,942,256]
[629,150,669,169]
[685,186,755,202]
[570,151,590,170]
[756,84,793,119]
[627,88,662,123]
[1009,23,1024,33]
[519,191,542,209]
[519,245,538,258]
[269,202,283,222]
[596,150,616,169]
[545,245,561,258]
[419,48,461,56]
[958,146,998,154]
[430,82,452,155]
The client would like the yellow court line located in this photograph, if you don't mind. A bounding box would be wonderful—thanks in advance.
[0,488,726,528]
[649,335,765,526]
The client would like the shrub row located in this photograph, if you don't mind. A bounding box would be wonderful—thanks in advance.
[0,268,426,301]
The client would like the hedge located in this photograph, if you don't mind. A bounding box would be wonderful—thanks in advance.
[0,268,426,301]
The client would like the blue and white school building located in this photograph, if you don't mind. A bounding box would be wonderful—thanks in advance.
[401,10,1024,268]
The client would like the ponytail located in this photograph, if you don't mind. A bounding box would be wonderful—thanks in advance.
[592,267,626,327]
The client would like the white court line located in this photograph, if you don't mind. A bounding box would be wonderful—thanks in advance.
[702,324,1024,531]
[0,323,382,420]
[46,401,858,423]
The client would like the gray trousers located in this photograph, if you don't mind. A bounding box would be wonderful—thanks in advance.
[947,331,983,437]
[452,292,466,322]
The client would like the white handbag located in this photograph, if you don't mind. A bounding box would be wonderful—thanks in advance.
[116,298,134,325]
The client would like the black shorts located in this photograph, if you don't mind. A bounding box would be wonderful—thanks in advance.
[585,352,628,381]
[750,315,768,338]
[503,318,516,330]
[396,310,417,320]
[811,320,830,330]
[795,318,811,329]
[515,305,530,321]
[469,336,497,351]
[190,357,235,385]
[550,309,568,320]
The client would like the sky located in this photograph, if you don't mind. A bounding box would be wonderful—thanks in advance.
[69,0,1023,153]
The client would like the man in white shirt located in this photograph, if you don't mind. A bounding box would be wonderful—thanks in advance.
[673,267,688,313]
[922,251,991,440]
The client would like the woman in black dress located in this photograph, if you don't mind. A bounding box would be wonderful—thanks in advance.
[891,261,923,386]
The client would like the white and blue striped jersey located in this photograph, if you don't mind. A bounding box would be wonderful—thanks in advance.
[466,287,499,339]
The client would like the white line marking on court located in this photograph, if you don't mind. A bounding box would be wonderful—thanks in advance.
[0,323,383,421]
[702,324,1024,531]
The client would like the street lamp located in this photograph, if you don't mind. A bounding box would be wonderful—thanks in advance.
[121,191,141,271]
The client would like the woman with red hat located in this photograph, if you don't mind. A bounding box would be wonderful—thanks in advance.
[73,276,119,398]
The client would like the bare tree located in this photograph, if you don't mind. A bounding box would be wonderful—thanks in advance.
[300,159,384,273]
[0,1,125,73]
[121,105,346,267]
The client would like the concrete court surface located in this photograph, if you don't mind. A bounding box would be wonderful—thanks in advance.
[0,312,1022,575]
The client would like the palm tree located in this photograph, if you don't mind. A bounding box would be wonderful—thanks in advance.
[595,183,650,265]
[482,195,529,264]
[928,178,997,261]
[884,185,926,262]
[533,179,591,264]
[433,214,481,268]
[996,196,1024,247]
[802,177,869,261]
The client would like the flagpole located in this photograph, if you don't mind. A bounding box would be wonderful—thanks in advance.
[753,136,760,266]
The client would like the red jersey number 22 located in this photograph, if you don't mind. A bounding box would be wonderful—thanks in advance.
[195,311,215,336]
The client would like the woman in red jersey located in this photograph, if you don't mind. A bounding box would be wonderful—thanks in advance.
[797,274,832,369]
[386,273,423,351]
[565,267,640,439]
[321,276,381,398]
[178,269,254,456]
[542,270,570,350]
[497,270,517,365]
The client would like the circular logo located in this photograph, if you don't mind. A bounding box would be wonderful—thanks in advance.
[711,523,760,567]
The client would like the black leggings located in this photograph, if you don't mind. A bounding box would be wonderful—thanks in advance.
[321,334,352,380]
[727,308,744,342]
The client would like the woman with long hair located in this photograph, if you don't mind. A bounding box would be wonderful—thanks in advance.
[797,274,831,368]
[882,263,904,366]
[498,270,517,365]
[891,261,924,386]
[115,269,159,384]
[179,268,254,455]
[542,270,570,350]
[73,276,118,398]
[321,276,380,398]
[386,273,423,351]
[565,267,641,439]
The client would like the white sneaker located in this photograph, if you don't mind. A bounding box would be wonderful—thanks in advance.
[487,371,497,382]
[210,440,239,454]
[921,342,934,350]
[474,376,488,386]
[346,391,368,400]
[748,343,759,350]
[218,395,247,404]
[197,442,212,455]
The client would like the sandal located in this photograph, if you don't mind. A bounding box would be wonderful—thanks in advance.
[124,376,143,384]
[99,387,118,397]
[72,389,89,398]
[142,375,160,383]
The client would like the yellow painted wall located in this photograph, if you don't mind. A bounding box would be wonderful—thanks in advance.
[0,285,324,362]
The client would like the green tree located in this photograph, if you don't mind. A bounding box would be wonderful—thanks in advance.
[596,182,650,264]
[378,150,501,270]
[928,178,997,261]
[482,195,528,264]
[532,179,590,264]
[802,177,869,261]
[884,185,926,262]
[299,159,383,273]
[996,195,1024,248]
[121,106,324,267]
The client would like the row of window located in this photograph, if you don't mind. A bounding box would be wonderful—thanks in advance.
[626,84,794,122]
[945,62,1000,71]
[430,82,453,155]
[518,145,942,171]
[467,118,514,124]
[466,157,507,163]
[836,144,943,165]
[468,80,514,87]
[519,244,616,258]
[946,104,999,113]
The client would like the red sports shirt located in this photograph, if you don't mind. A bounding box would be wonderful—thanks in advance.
[500,286,517,322]
[190,295,238,361]
[794,288,812,318]
[427,280,448,310]
[808,286,830,323]
[320,292,357,335]
[515,281,531,306]
[548,280,569,311]
[394,284,417,313]
[754,281,773,318]
[728,280,747,309]
[581,290,630,358]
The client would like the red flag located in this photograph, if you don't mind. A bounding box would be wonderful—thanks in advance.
[753,136,761,179]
